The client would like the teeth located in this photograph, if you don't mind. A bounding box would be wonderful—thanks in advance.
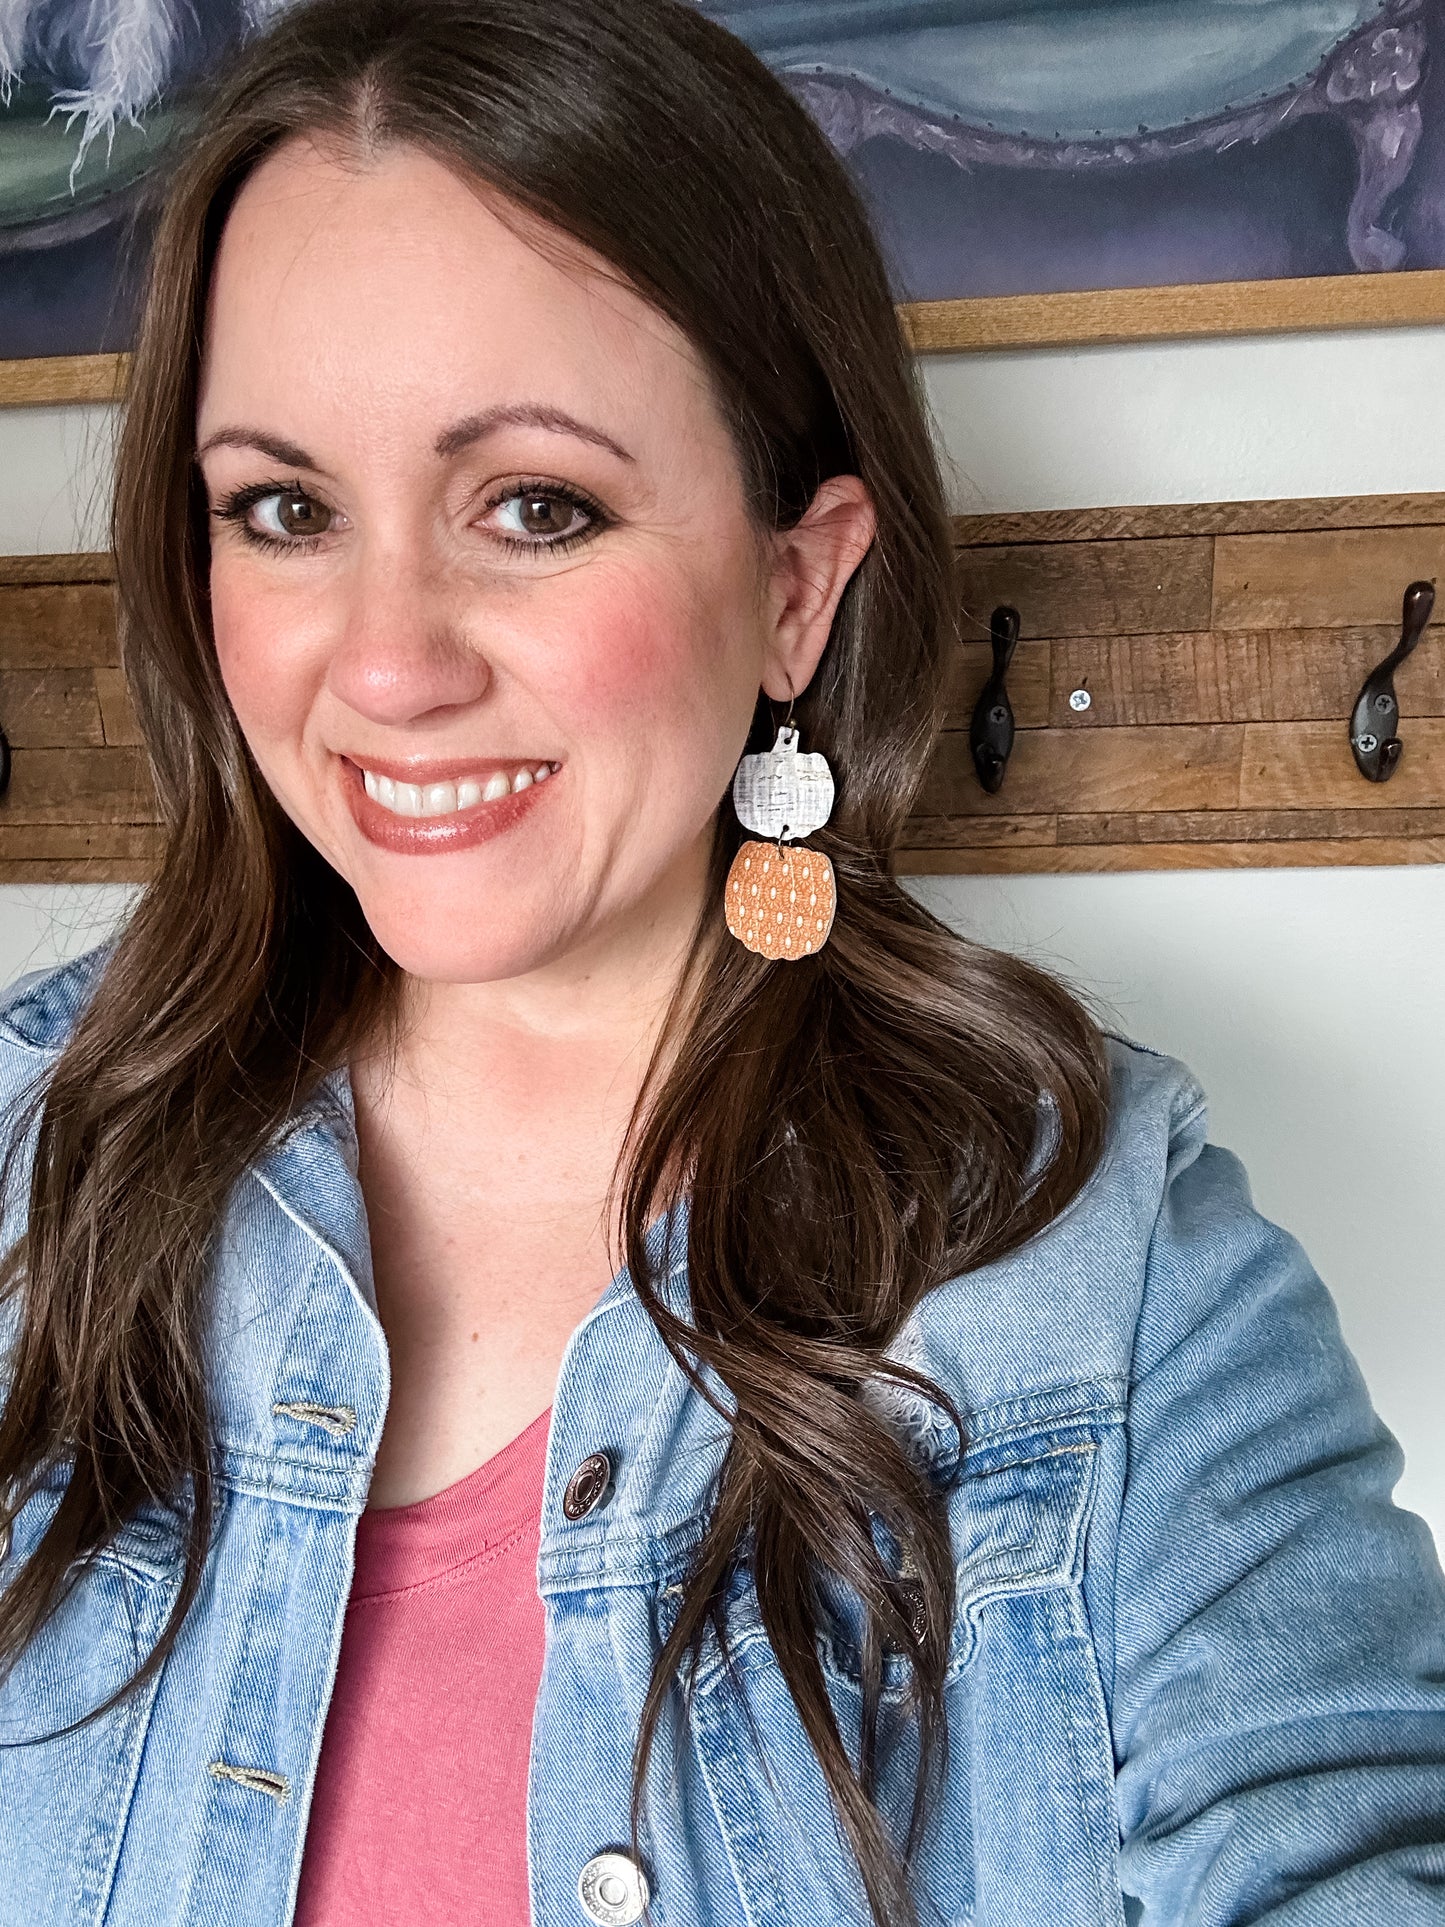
[361,763,554,818]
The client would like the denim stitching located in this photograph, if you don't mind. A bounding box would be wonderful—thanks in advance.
[272,1400,357,1438]
[208,1759,290,1803]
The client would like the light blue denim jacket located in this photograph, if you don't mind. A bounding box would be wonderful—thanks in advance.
[2,942,1444,1927]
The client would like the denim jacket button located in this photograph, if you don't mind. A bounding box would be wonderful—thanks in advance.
[563,1451,613,1520]
[577,1850,648,1924]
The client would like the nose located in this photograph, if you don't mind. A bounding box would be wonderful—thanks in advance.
[323,545,492,728]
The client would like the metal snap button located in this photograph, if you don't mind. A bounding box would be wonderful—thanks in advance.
[563,1450,613,1521]
[577,1850,648,1925]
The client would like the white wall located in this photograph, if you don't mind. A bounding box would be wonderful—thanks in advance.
[2,324,1443,1555]
[0,403,115,557]
[921,325,1445,512]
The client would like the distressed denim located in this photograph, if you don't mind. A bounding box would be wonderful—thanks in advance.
[1,942,1444,1927]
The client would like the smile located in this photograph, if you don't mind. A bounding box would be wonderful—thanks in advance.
[360,761,558,820]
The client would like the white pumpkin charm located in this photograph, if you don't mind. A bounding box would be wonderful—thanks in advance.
[731,725,834,841]
[726,725,837,960]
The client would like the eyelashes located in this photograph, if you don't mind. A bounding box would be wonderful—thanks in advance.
[207,475,611,559]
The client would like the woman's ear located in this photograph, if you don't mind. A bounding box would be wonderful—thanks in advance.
[759,474,876,705]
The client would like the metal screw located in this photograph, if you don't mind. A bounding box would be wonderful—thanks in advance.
[1356,733,1378,754]
[1069,688,1091,712]
[989,704,1009,725]
[1375,692,1394,712]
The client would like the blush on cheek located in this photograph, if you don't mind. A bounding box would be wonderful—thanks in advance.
[209,572,320,744]
[545,575,735,733]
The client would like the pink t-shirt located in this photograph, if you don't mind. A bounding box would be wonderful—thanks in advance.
[294,1405,552,1925]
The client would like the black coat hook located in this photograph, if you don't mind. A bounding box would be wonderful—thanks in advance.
[0,719,10,799]
[970,605,1020,794]
[1350,580,1434,781]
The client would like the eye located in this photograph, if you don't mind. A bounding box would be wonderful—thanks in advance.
[209,480,339,553]
[485,482,602,550]
[254,487,333,540]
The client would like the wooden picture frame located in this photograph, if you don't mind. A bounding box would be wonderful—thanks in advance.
[6,260,1445,406]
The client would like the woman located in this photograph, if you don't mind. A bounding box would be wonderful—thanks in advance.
[1,2,1442,1923]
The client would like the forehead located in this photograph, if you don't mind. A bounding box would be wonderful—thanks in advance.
[197,136,720,445]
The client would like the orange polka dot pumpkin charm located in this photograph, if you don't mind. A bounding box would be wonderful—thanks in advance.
[726,718,837,960]
[725,840,836,958]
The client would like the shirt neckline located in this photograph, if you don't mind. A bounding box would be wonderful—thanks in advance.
[350,1403,553,1600]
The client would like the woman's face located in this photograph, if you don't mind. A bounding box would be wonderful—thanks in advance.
[195,137,871,985]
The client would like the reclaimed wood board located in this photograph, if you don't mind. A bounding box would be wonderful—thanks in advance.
[3,492,1443,881]
[903,492,1445,872]
[0,560,156,882]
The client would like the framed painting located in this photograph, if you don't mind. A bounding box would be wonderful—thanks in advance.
[3,0,1445,406]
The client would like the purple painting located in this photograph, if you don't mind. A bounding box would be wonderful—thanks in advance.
[1,0,1441,361]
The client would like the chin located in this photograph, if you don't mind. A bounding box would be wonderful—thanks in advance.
[352,884,573,984]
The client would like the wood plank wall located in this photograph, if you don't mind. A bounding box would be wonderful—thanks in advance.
[3,492,1443,884]
[0,554,157,884]
[905,492,1445,871]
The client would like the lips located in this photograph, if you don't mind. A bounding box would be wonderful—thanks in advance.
[340,755,559,855]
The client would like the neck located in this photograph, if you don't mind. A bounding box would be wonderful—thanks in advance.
[347,827,715,1222]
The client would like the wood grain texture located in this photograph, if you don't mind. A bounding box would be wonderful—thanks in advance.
[0,553,114,587]
[0,748,157,825]
[1056,808,1445,844]
[898,813,1059,850]
[1213,528,1445,629]
[0,585,117,667]
[93,667,142,746]
[0,819,160,885]
[1039,628,1445,726]
[895,839,1445,873]
[901,269,1445,354]
[941,638,1051,728]
[0,355,127,406]
[0,670,104,747]
[957,537,1213,640]
[0,825,163,861]
[918,725,1242,817]
[1240,720,1445,809]
[0,863,151,882]
[953,495,1445,548]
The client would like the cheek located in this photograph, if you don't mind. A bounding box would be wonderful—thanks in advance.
[542,565,745,736]
[209,567,322,749]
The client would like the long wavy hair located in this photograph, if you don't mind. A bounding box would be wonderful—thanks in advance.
[0,3,1110,1922]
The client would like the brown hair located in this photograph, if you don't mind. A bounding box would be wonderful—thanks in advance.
[0,4,1109,1921]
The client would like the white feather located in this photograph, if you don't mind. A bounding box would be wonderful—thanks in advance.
[0,0,36,105]
[43,0,190,190]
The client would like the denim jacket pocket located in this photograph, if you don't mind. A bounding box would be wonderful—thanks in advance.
[945,1432,1100,1672]
[664,1428,1106,1927]
[0,1478,188,1927]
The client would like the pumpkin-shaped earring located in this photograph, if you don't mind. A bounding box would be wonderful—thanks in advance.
[725,718,837,960]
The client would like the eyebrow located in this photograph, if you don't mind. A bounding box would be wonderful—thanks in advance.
[194,402,635,469]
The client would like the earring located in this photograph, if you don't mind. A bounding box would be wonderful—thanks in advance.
[725,701,837,960]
